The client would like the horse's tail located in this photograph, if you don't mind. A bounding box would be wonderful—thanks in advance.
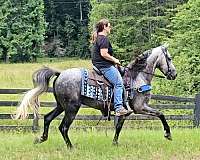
[13,67,61,120]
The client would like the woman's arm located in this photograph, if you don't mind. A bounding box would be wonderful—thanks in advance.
[100,48,120,65]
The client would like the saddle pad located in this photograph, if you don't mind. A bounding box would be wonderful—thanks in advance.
[81,69,113,101]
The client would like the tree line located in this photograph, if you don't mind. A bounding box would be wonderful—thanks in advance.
[0,0,189,62]
[0,0,45,62]
[89,0,188,60]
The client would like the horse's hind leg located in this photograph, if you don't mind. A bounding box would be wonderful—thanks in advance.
[113,116,125,145]
[59,101,80,148]
[34,104,64,144]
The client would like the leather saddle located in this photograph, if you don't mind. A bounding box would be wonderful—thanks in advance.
[90,65,125,85]
[88,66,111,87]
[81,66,126,102]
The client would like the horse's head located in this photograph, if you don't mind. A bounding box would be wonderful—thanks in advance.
[156,45,177,80]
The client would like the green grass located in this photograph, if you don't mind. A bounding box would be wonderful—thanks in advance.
[0,58,91,88]
[1,129,200,160]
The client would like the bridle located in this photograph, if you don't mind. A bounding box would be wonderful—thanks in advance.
[161,46,172,78]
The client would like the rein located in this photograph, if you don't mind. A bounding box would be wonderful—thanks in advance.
[141,70,166,79]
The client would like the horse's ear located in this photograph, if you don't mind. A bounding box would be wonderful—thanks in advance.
[127,63,132,69]
[163,43,169,48]
[135,57,139,63]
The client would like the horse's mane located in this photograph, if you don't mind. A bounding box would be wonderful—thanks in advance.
[127,50,151,79]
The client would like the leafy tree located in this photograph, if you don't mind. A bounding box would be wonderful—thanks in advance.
[0,0,45,63]
[165,0,200,95]
[89,0,188,61]
[44,0,91,58]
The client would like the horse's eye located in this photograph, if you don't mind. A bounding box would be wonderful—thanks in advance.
[168,57,172,61]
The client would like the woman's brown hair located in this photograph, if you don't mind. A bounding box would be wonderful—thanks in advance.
[91,19,109,43]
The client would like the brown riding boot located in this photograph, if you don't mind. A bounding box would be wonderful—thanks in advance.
[115,107,132,116]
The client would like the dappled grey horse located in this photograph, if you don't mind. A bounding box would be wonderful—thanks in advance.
[14,45,177,147]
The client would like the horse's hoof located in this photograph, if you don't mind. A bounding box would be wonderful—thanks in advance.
[112,140,118,146]
[34,137,46,144]
[164,132,172,141]
[67,144,73,149]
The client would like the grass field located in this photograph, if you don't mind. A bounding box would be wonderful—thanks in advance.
[0,58,91,89]
[1,129,200,160]
[0,58,91,105]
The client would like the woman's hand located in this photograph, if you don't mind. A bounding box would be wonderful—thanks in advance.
[113,58,121,65]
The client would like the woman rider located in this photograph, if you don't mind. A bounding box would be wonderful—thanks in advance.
[91,19,133,116]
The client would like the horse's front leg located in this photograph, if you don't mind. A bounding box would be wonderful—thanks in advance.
[135,103,172,140]
[158,113,172,140]
[113,116,125,145]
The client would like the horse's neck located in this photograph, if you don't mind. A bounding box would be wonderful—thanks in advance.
[134,50,159,87]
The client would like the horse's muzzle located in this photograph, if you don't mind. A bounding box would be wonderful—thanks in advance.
[166,70,177,80]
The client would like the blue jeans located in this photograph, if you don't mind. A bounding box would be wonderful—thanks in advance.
[99,66,123,112]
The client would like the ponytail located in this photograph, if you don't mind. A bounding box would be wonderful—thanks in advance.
[91,31,98,44]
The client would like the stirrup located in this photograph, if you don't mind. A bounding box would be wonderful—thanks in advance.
[124,101,133,111]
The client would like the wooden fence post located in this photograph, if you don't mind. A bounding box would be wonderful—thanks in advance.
[194,94,200,127]
[32,113,39,132]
